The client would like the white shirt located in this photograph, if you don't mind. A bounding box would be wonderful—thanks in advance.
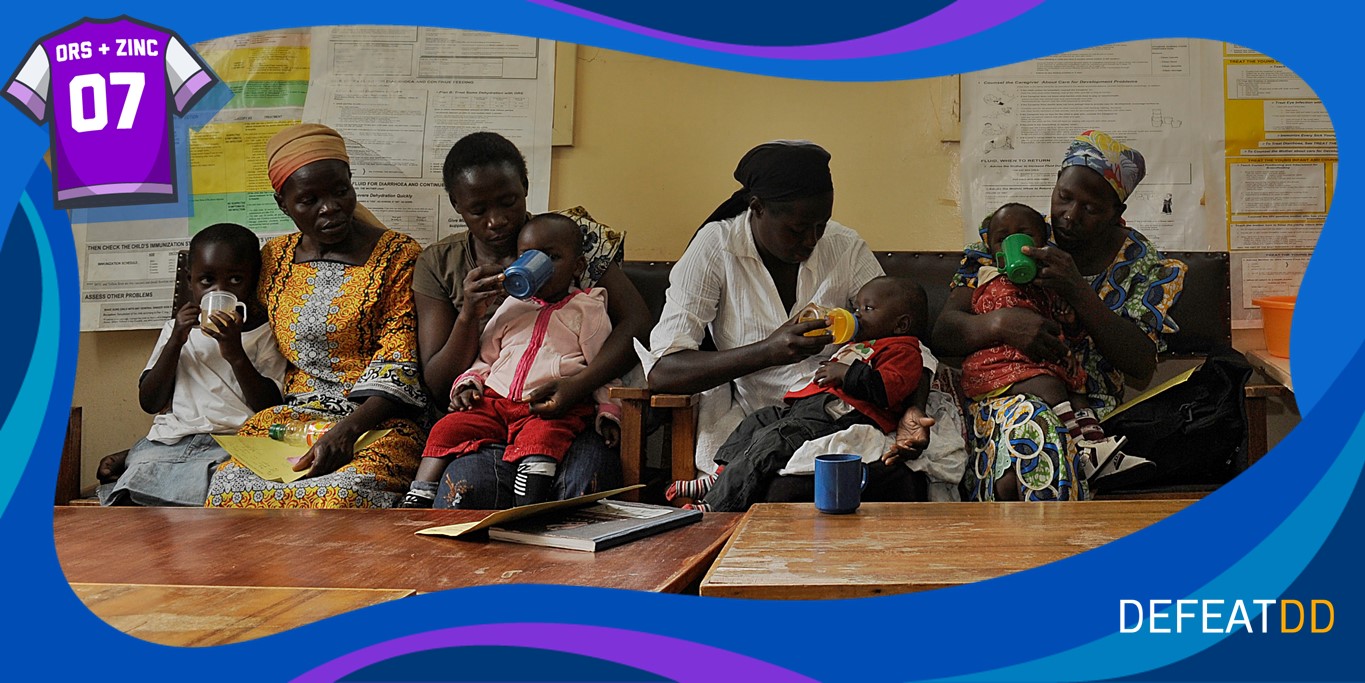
[636,210,890,473]
[144,320,289,444]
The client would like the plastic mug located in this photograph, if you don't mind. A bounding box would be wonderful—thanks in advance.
[996,232,1038,284]
[199,291,247,332]
[815,453,868,514]
[503,250,553,299]
[797,304,859,345]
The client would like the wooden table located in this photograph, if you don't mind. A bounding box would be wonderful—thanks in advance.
[71,583,413,646]
[700,501,1190,599]
[56,507,741,595]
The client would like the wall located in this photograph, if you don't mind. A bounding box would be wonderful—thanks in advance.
[69,46,1298,490]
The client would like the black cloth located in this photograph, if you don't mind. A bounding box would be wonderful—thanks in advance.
[701,141,834,228]
[703,394,872,512]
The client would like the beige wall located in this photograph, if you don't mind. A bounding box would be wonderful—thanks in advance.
[71,47,969,485]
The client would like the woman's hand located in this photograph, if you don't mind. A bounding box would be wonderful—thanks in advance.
[994,307,1069,363]
[291,424,361,478]
[1025,245,1089,303]
[764,318,833,366]
[524,377,592,417]
[459,264,507,322]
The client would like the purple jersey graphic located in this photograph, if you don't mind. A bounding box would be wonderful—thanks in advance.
[4,16,217,208]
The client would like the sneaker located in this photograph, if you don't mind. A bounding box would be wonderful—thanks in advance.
[397,490,435,509]
[1075,436,1128,476]
[1090,451,1158,491]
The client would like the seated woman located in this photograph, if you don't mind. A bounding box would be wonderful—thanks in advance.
[412,132,649,508]
[642,140,935,503]
[205,123,427,508]
[933,130,1186,501]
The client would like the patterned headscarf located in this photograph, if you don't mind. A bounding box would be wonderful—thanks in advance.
[1062,130,1146,203]
[266,123,350,192]
[265,123,385,229]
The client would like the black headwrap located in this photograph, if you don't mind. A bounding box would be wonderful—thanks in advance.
[700,140,834,229]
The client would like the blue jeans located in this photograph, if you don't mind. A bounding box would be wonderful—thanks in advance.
[98,434,229,507]
[433,428,622,509]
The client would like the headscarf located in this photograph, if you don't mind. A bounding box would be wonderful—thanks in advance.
[701,140,834,229]
[266,122,384,228]
[267,123,350,192]
[1062,130,1146,203]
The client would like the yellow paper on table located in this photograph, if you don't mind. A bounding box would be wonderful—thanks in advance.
[415,485,646,539]
[1101,366,1199,423]
[211,429,392,483]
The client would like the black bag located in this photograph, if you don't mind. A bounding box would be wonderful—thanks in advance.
[1101,350,1253,489]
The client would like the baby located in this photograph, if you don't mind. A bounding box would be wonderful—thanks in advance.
[98,223,286,506]
[961,203,1153,486]
[402,213,621,508]
[680,276,929,512]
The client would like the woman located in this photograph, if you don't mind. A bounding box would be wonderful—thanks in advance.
[934,130,1186,502]
[205,123,427,509]
[644,140,934,503]
[412,132,649,508]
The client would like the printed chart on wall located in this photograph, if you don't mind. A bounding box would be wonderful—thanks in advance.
[1223,44,1333,328]
[961,40,1224,251]
[73,26,556,331]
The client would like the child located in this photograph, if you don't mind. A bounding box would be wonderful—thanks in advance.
[960,203,1153,486]
[403,213,621,508]
[677,276,928,513]
[97,223,287,506]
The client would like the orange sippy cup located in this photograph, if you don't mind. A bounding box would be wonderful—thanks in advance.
[796,304,859,345]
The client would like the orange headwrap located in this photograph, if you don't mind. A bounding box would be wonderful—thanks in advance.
[266,123,350,192]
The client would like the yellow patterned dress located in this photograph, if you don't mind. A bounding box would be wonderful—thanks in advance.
[206,230,427,508]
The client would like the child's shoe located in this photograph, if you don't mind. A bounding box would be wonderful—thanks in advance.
[397,489,435,508]
[1089,450,1157,490]
[1075,435,1127,476]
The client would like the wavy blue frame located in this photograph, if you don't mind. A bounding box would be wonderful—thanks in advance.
[1,2,1357,680]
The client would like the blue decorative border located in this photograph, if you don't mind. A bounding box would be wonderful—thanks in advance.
[1,1,1356,680]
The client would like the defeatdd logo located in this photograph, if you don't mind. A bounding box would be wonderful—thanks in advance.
[1120,599,1335,634]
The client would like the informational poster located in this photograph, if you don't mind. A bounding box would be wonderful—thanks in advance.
[303,26,555,247]
[961,40,1223,251]
[1223,45,1333,327]
[72,27,556,331]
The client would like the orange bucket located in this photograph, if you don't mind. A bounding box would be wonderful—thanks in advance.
[1252,296,1296,359]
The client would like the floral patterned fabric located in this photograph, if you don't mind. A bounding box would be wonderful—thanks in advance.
[953,227,1186,502]
[207,230,427,509]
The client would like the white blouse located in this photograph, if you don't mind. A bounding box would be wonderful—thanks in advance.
[636,210,888,473]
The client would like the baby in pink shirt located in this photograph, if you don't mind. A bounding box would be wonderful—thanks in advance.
[404,214,621,508]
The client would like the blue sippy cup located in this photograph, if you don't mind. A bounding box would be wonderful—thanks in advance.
[503,250,553,299]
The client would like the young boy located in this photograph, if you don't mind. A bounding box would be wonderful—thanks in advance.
[680,276,929,513]
[403,213,621,508]
[961,203,1153,486]
[97,223,287,506]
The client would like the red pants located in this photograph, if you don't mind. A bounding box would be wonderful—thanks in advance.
[423,390,594,463]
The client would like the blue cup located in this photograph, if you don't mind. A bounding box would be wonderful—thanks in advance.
[815,453,868,514]
[503,250,553,299]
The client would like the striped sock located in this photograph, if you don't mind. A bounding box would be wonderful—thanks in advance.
[514,459,557,507]
[1073,407,1105,441]
[666,470,720,502]
[1054,400,1083,439]
[682,502,711,512]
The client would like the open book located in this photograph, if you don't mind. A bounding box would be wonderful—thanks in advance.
[489,500,701,552]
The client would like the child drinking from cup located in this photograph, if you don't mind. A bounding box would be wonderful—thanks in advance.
[961,203,1153,487]
[401,213,621,508]
[678,276,929,512]
[97,223,287,506]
